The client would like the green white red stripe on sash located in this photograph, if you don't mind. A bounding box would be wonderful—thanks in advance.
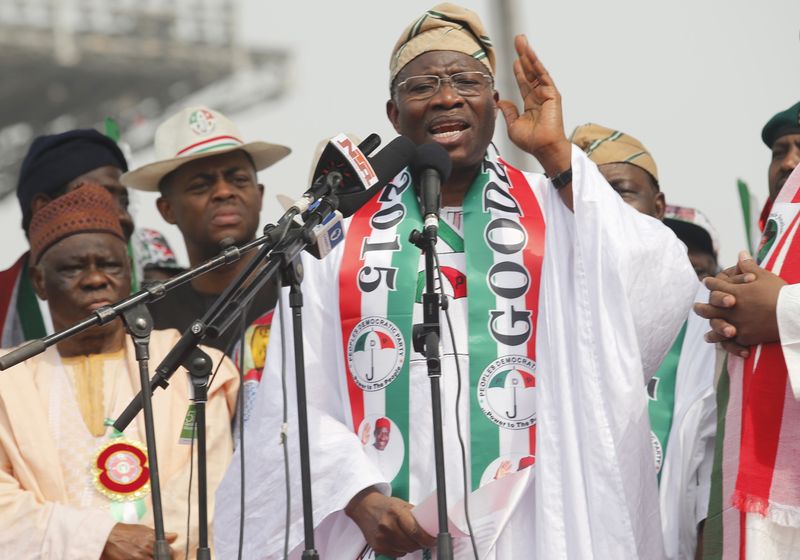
[712,167,800,556]
[339,170,418,501]
[464,155,544,489]
[338,146,545,504]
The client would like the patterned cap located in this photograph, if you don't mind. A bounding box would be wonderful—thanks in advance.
[761,101,800,148]
[390,3,495,83]
[570,123,659,186]
[29,183,124,264]
[663,204,719,258]
[375,417,391,431]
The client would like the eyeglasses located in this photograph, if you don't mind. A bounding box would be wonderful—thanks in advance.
[394,71,494,101]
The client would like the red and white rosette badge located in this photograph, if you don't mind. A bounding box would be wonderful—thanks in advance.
[92,436,151,522]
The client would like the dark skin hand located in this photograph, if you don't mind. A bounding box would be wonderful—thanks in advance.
[498,35,573,210]
[345,486,436,557]
[693,252,787,357]
[101,524,178,559]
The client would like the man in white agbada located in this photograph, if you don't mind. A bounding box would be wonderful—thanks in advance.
[214,3,697,558]
[572,124,718,560]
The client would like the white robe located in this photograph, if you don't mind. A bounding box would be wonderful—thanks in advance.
[657,286,717,560]
[214,146,698,559]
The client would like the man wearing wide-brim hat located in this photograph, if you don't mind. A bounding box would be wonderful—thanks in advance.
[122,106,290,418]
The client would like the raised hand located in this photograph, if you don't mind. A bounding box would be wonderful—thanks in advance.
[497,34,571,177]
[360,422,372,445]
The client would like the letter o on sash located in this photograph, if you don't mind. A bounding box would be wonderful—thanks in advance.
[370,204,406,230]
[488,261,530,299]
[485,218,527,254]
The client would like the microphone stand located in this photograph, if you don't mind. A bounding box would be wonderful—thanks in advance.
[112,180,342,560]
[119,303,171,560]
[278,252,319,560]
[0,213,296,560]
[409,224,453,560]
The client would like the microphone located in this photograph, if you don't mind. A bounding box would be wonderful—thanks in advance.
[410,143,452,235]
[337,135,417,217]
[312,133,381,198]
[282,133,382,220]
[299,136,417,258]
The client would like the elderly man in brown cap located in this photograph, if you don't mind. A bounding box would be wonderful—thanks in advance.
[215,4,697,559]
[0,184,239,559]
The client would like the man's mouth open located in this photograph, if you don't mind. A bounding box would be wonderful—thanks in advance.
[429,121,469,141]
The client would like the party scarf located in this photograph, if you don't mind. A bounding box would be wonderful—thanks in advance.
[338,146,544,503]
[706,164,800,558]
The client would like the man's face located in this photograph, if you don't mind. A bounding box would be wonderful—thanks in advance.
[373,427,390,451]
[31,165,133,239]
[598,162,665,219]
[31,232,130,333]
[156,151,263,261]
[768,134,800,201]
[387,50,498,172]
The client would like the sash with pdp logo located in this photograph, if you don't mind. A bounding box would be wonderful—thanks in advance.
[338,145,545,503]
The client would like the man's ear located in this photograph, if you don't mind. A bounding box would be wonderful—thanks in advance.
[654,191,666,221]
[156,196,176,225]
[29,262,47,301]
[257,183,265,201]
[386,99,402,134]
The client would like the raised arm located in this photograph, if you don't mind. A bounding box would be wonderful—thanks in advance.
[498,34,573,209]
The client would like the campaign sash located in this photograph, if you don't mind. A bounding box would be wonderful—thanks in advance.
[705,164,800,557]
[338,146,544,503]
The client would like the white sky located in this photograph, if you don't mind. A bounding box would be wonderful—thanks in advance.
[1,0,799,269]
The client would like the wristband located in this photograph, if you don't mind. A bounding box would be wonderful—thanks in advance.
[548,167,572,190]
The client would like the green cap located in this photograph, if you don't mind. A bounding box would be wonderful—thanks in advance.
[761,101,800,148]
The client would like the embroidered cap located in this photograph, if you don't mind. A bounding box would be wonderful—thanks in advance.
[571,123,659,187]
[29,183,125,264]
[390,3,495,83]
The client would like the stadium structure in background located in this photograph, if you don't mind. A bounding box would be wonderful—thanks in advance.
[0,0,289,198]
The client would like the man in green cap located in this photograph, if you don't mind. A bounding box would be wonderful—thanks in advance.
[693,105,800,558]
[762,101,800,203]
[216,4,697,558]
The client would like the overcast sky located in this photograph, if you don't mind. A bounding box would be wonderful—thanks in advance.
[1,0,799,269]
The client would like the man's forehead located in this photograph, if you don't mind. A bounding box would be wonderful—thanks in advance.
[599,162,653,186]
[42,232,126,262]
[399,50,486,77]
[69,165,124,187]
[175,150,255,176]
[772,133,800,150]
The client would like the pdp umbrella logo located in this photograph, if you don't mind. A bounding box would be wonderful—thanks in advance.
[188,109,215,135]
[478,356,536,429]
[347,317,405,391]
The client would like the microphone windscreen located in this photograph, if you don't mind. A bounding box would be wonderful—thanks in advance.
[338,136,417,217]
[410,142,452,185]
[358,133,381,157]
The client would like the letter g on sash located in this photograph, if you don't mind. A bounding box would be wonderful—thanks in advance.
[488,306,532,346]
